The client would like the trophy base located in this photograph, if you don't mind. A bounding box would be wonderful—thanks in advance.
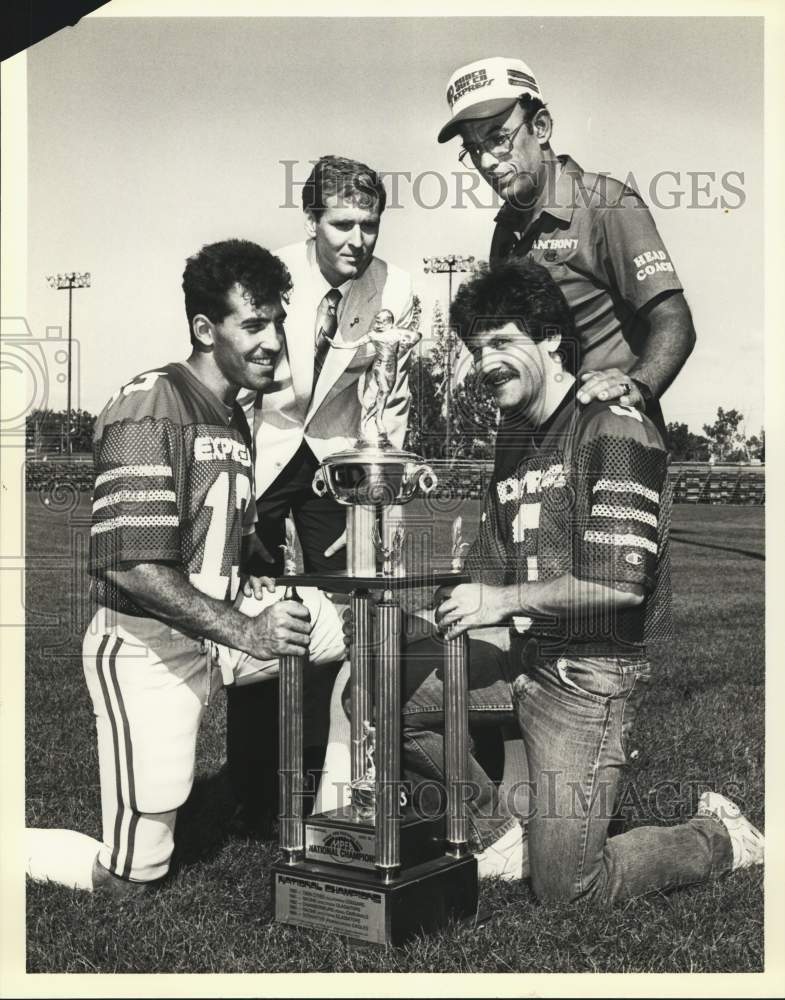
[305,805,445,872]
[272,854,478,947]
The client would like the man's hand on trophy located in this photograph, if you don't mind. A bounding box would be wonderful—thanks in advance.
[247,600,312,659]
[323,529,347,559]
[342,605,357,656]
[435,582,511,639]
[241,575,277,601]
[240,532,277,595]
[342,605,354,657]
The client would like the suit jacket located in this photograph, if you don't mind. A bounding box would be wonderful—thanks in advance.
[244,239,415,498]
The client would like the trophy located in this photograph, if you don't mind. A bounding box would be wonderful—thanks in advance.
[372,522,406,578]
[349,722,377,821]
[310,308,438,576]
[451,516,471,572]
[272,309,478,947]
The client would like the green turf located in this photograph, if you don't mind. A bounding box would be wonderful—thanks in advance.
[24,495,764,972]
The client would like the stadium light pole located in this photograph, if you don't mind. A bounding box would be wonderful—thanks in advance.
[422,255,475,459]
[46,271,91,455]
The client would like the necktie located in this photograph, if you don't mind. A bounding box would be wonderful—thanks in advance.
[312,288,342,393]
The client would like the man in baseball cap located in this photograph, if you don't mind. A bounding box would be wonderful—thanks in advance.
[437,55,696,434]
[438,56,543,143]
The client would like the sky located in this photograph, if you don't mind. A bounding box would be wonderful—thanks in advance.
[24,12,763,435]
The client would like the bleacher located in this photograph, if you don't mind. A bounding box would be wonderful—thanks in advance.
[24,456,765,506]
[668,464,765,505]
[671,467,709,504]
[427,460,766,506]
[25,455,94,496]
[735,470,766,505]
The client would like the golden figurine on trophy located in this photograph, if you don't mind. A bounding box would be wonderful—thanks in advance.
[330,309,423,448]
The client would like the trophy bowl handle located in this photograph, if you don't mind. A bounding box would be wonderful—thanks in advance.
[312,468,328,497]
[416,465,437,495]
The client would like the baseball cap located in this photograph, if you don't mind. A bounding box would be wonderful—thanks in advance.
[437,57,543,143]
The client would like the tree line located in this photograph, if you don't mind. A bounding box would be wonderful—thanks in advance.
[25,408,96,455]
[666,409,764,464]
[23,400,765,466]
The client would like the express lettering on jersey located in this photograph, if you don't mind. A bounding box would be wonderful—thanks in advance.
[480,400,671,645]
[497,463,566,504]
[633,249,675,281]
[193,436,251,466]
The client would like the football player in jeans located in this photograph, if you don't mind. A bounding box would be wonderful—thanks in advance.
[26,240,346,895]
[393,258,763,900]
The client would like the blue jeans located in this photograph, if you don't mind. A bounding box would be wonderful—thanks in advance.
[401,622,734,903]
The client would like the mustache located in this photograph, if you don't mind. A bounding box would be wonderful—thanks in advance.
[479,365,516,388]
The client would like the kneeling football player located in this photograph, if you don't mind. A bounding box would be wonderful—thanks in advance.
[26,240,347,895]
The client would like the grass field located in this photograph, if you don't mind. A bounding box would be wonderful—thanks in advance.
[24,494,765,973]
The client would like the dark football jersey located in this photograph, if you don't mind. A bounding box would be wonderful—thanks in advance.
[467,393,673,652]
[90,362,255,615]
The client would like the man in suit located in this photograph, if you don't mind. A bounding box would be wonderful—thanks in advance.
[228,156,415,832]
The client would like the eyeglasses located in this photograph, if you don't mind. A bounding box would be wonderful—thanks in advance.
[458,121,526,166]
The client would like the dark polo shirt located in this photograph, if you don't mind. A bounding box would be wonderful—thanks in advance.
[490,156,683,432]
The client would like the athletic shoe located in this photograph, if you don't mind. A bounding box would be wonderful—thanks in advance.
[697,791,764,870]
[475,823,524,880]
[25,827,101,891]
[91,857,155,898]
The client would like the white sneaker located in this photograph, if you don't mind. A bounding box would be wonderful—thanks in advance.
[697,791,764,871]
[476,823,524,881]
[25,827,101,891]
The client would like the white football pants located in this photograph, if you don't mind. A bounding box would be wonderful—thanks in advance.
[82,588,345,883]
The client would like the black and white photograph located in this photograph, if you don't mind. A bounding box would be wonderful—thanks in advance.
[1,1,782,993]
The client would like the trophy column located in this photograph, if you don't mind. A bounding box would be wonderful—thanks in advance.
[278,526,306,864]
[279,647,304,864]
[349,588,373,788]
[375,593,402,882]
[347,504,376,577]
[444,633,469,856]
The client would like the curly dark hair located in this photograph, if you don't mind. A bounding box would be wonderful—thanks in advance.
[518,92,550,131]
[302,155,387,220]
[449,258,580,375]
[182,240,292,340]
